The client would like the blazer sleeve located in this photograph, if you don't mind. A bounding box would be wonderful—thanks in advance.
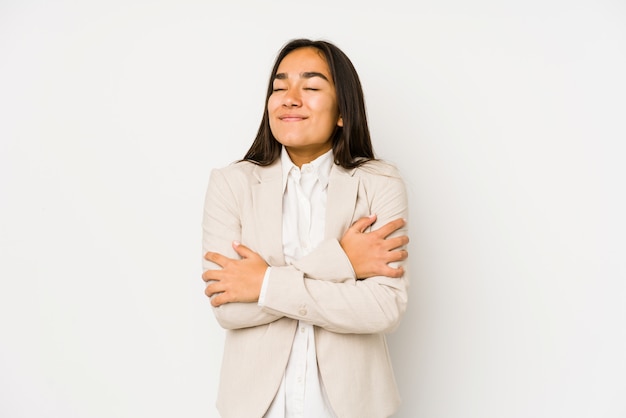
[261,167,410,334]
[202,168,283,330]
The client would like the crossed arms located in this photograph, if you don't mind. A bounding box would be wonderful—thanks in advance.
[201,166,409,334]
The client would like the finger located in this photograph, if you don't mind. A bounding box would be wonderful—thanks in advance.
[232,241,254,258]
[202,268,223,282]
[350,214,377,233]
[205,281,224,297]
[386,249,408,263]
[383,265,405,279]
[374,218,406,238]
[202,270,217,282]
[204,251,230,267]
[211,292,229,307]
[382,235,410,251]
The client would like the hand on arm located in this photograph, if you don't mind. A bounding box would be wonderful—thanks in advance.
[201,167,286,329]
[203,214,408,310]
[260,215,410,334]
[340,214,409,279]
[203,241,268,307]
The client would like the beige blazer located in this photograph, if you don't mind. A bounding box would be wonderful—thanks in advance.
[202,157,409,418]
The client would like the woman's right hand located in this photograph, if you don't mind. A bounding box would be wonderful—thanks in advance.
[339,214,409,279]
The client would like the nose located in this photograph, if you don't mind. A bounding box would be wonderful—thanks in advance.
[283,89,302,107]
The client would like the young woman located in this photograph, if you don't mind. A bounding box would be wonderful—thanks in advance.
[202,38,409,418]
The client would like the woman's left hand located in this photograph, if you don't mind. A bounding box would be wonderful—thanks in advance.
[203,241,268,307]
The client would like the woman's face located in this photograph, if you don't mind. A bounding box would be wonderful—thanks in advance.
[268,47,343,167]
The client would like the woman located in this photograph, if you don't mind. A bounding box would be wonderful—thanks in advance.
[202,38,409,418]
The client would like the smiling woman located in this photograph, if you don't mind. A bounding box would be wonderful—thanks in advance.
[201,38,410,418]
[267,47,343,166]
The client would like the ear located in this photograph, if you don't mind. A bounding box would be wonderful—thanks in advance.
[337,115,344,127]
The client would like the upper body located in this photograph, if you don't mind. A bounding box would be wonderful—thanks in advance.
[202,152,408,418]
[201,39,410,418]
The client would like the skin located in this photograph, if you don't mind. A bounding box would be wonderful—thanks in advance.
[268,47,343,168]
[203,47,409,307]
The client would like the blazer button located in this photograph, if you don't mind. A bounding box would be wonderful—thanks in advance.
[298,308,307,316]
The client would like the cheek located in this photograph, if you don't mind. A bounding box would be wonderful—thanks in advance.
[267,96,279,115]
[315,95,339,118]
[267,98,281,136]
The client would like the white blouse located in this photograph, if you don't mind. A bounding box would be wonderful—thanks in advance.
[258,147,337,418]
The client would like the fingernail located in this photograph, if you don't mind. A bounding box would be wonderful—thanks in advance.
[233,240,240,246]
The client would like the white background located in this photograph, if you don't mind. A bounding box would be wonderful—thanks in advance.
[1,1,625,417]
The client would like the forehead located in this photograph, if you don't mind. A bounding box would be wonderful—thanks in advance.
[276,47,332,80]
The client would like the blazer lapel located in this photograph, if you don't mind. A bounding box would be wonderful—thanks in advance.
[251,161,286,266]
[325,165,359,239]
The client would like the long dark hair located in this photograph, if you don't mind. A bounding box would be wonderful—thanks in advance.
[242,39,375,169]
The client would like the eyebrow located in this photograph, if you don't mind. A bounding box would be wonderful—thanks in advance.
[274,71,330,82]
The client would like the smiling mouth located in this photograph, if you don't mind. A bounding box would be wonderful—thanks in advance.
[279,115,307,122]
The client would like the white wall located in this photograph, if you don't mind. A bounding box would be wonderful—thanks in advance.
[1,1,625,417]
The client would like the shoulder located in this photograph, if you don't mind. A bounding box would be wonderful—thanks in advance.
[204,161,258,199]
[213,160,258,176]
[209,160,261,186]
[208,159,283,199]
[351,159,407,200]
[352,159,404,180]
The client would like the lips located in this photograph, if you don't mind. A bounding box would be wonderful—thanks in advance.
[278,114,307,122]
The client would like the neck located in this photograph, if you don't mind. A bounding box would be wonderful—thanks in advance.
[285,146,332,168]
